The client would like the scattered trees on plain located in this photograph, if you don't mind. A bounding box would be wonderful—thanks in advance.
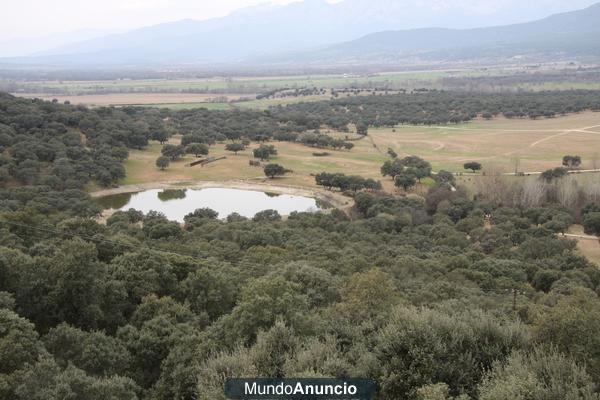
[161,144,186,161]
[382,156,432,192]
[225,143,245,155]
[563,155,582,169]
[253,144,277,161]
[155,156,170,170]
[464,162,482,173]
[263,164,287,179]
[185,143,209,158]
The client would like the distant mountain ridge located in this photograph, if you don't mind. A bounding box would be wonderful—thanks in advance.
[323,3,600,55]
[1,0,600,68]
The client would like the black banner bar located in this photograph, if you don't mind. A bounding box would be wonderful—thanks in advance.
[224,378,377,400]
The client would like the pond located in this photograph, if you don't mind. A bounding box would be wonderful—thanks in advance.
[95,188,327,222]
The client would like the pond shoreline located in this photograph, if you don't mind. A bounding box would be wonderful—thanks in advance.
[89,180,353,213]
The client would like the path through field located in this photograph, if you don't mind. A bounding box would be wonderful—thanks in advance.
[371,113,600,172]
[530,124,600,148]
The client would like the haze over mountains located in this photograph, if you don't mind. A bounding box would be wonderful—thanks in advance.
[291,2,600,65]
[2,0,600,69]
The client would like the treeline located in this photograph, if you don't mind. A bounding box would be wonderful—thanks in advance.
[298,132,355,150]
[315,172,382,192]
[0,93,169,189]
[439,68,600,92]
[167,90,600,146]
[276,90,600,126]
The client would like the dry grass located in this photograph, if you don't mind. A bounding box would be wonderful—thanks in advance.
[577,239,600,266]
[370,112,600,172]
[121,112,600,192]
[122,134,391,190]
[568,225,600,266]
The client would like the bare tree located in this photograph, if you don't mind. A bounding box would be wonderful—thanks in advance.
[474,165,513,205]
[511,155,521,175]
[556,175,580,213]
[591,152,599,170]
[583,175,600,204]
[520,177,547,209]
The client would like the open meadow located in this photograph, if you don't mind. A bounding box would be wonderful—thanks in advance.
[118,111,600,262]
[372,112,600,173]
[568,225,600,266]
[121,133,390,189]
[120,112,600,195]
[7,70,449,95]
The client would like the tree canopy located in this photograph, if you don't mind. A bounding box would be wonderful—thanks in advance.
[1,92,600,400]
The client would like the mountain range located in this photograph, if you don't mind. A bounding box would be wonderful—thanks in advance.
[288,2,600,65]
[2,0,600,69]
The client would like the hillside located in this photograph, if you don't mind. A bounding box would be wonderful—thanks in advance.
[285,2,600,64]
[2,1,600,68]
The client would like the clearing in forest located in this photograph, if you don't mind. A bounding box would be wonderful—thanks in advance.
[121,112,600,191]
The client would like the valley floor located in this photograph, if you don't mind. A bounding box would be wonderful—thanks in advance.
[115,112,600,195]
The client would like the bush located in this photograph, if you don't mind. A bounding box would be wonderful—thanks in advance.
[479,348,598,400]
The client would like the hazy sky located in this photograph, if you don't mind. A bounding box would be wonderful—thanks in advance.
[1,0,300,40]
[1,0,597,40]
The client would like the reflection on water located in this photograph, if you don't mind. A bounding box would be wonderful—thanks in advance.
[95,188,323,222]
[157,189,187,202]
[95,192,133,210]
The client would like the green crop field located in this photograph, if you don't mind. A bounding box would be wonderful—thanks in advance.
[6,70,462,96]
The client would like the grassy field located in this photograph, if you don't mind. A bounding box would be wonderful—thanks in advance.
[13,91,338,110]
[10,71,448,110]
[121,133,390,190]
[12,67,600,110]
[8,70,451,95]
[119,112,600,195]
[371,113,600,172]
[9,66,600,96]
[578,238,600,266]
[568,225,600,266]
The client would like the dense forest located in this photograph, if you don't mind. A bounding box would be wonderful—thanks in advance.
[1,92,600,399]
[171,90,600,145]
[276,90,600,126]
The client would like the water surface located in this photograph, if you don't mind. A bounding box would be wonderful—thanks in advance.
[96,188,324,221]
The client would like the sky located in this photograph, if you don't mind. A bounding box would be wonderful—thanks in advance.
[0,0,300,41]
[2,0,597,40]
[0,0,597,52]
